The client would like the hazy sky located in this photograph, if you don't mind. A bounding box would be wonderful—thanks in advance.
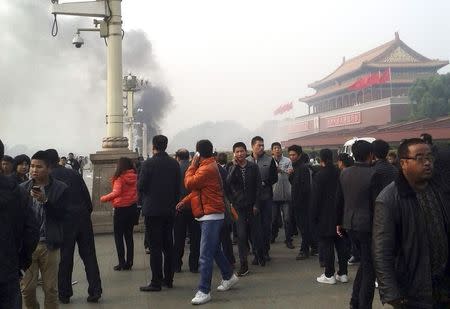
[1,0,449,154]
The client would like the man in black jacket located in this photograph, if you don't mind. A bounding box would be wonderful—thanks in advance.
[288,145,315,260]
[20,151,68,309]
[373,138,450,308]
[227,142,263,276]
[139,135,180,292]
[372,139,398,188]
[312,149,349,285]
[336,141,382,309]
[0,140,39,309]
[173,148,200,273]
[247,136,278,261]
[45,149,102,304]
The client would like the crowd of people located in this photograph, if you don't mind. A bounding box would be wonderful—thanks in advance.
[0,132,449,308]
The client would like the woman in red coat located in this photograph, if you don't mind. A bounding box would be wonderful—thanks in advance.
[101,157,138,271]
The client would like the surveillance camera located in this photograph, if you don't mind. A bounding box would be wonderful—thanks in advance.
[72,33,84,48]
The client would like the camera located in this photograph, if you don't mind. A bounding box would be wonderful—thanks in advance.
[72,33,84,48]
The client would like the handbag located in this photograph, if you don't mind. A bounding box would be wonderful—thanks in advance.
[215,164,238,222]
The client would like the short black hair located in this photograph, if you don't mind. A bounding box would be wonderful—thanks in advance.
[31,151,50,167]
[13,154,31,170]
[271,142,282,150]
[319,148,333,164]
[251,136,264,146]
[372,139,390,160]
[196,140,213,158]
[217,152,228,165]
[233,142,247,152]
[287,145,303,155]
[337,153,354,167]
[152,135,168,151]
[60,156,67,160]
[68,152,74,156]
[420,133,433,145]
[1,155,13,163]
[175,149,190,160]
[45,149,60,166]
[352,140,373,162]
[398,138,427,160]
[0,139,4,159]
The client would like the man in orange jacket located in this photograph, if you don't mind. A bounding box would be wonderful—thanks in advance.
[177,140,238,305]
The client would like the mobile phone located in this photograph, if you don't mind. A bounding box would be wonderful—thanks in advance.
[32,186,41,192]
[194,152,200,157]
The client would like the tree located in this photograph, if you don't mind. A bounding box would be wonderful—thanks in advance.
[409,73,450,119]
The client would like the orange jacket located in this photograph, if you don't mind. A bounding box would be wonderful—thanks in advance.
[182,157,224,218]
[100,169,137,208]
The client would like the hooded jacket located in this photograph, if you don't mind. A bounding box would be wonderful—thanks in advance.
[182,157,225,218]
[101,169,137,208]
[0,175,39,283]
[373,173,450,308]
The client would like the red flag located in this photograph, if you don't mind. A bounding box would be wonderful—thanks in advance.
[368,71,381,85]
[273,102,293,115]
[348,74,371,91]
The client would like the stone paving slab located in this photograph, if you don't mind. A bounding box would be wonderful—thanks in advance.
[35,233,387,308]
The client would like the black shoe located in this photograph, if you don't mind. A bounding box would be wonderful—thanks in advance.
[87,294,101,303]
[285,241,295,249]
[145,247,151,254]
[264,254,271,262]
[237,263,249,277]
[296,251,309,260]
[113,264,124,271]
[59,296,70,304]
[259,256,266,267]
[162,281,173,288]
[251,257,259,265]
[123,263,133,270]
[140,284,162,292]
[310,248,319,256]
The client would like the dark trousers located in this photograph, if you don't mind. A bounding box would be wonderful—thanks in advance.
[236,208,263,264]
[349,233,361,259]
[350,231,375,309]
[0,278,21,309]
[220,221,236,265]
[259,199,273,255]
[293,205,316,253]
[173,211,200,272]
[320,235,349,277]
[146,215,174,286]
[113,205,136,266]
[271,201,292,242]
[59,211,102,298]
[144,215,150,249]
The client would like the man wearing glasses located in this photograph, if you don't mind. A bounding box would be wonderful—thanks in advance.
[373,138,450,308]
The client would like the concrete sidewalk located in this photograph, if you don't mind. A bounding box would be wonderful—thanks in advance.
[36,233,386,308]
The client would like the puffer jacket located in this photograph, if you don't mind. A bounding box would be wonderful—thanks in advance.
[182,157,224,218]
[101,169,137,208]
[272,156,292,202]
[373,172,450,308]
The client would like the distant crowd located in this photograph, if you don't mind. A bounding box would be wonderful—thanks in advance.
[0,132,449,308]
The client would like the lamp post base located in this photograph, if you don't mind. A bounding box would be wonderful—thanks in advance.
[101,136,129,149]
[89,147,138,233]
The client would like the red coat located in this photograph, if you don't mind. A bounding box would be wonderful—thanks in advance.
[182,157,224,218]
[100,169,137,208]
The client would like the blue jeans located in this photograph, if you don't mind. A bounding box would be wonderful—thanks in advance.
[198,219,233,294]
[0,278,21,309]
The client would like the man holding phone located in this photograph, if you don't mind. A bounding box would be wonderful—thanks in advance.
[20,151,68,309]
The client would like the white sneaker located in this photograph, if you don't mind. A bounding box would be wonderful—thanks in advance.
[335,274,349,283]
[191,291,211,305]
[217,274,239,291]
[316,273,336,284]
[375,280,379,288]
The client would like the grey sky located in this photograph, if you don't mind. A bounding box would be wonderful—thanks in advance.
[1,0,449,154]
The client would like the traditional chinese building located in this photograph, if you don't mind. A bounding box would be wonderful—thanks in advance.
[285,33,448,143]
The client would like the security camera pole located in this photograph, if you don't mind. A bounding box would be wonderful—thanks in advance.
[51,0,138,233]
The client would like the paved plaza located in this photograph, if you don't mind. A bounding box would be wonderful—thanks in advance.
[33,232,386,309]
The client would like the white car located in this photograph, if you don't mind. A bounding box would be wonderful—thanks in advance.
[341,137,376,157]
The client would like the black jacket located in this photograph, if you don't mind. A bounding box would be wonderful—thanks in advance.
[21,177,67,249]
[247,153,278,201]
[138,152,181,217]
[0,175,39,283]
[289,160,311,209]
[373,173,450,308]
[336,162,382,232]
[226,161,262,210]
[372,159,398,189]
[311,164,340,237]
[50,165,92,216]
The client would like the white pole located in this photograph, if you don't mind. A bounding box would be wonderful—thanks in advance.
[103,0,126,149]
[127,91,134,150]
[142,123,148,158]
